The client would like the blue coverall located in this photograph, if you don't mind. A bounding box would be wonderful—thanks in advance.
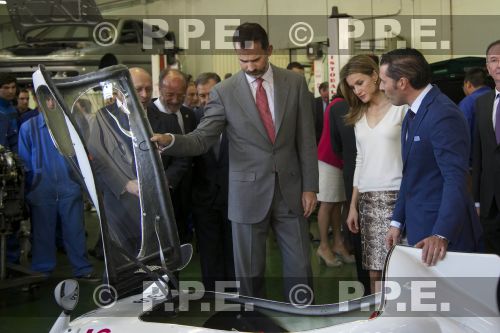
[18,114,92,277]
[0,97,18,152]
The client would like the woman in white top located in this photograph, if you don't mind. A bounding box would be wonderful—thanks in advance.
[340,55,407,294]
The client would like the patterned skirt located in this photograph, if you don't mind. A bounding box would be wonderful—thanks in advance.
[358,190,398,270]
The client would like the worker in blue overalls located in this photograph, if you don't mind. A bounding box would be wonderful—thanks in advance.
[18,110,95,280]
[0,73,19,151]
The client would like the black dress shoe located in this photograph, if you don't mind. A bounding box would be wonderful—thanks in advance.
[76,273,101,283]
[88,248,104,261]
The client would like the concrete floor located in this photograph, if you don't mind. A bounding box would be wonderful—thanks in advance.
[0,210,358,332]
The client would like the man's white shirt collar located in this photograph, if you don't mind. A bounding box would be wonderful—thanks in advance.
[244,63,276,123]
[410,84,433,114]
[154,98,174,114]
[245,64,274,88]
[154,98,185,133]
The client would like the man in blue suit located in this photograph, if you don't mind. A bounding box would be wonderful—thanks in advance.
[380,48,483,266]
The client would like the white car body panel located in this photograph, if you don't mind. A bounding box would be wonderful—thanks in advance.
[60,246,500,333]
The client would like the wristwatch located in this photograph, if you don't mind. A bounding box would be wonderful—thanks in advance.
[433,234,448,242]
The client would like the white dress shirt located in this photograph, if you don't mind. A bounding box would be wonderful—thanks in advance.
[492,89,500,130]
[154,98,185,134]
[245,64,276,124]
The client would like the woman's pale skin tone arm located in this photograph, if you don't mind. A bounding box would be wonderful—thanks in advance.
[346,186,360,233]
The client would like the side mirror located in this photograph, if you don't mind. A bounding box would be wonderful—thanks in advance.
[54,279,79,314]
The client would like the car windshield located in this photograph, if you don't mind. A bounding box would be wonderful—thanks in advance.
[32,65,189,298]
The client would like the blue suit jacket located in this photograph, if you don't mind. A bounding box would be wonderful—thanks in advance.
[392,86,483,251]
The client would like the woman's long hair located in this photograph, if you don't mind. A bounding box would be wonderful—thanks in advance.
[339,55,380,126]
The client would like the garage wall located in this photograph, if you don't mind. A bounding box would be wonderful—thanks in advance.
[1,0,498,80]
[95,0,499,79]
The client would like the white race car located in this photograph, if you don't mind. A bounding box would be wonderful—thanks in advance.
[31,65,500,333]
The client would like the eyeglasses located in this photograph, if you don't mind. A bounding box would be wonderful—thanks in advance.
[487,58,500,66]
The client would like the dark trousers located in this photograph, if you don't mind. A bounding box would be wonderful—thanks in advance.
[192,204,235,291]
[171,189,192,244]
[350,231,371,296]
[481,201,500,256]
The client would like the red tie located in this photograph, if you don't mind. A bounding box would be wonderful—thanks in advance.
[255,77,275,143]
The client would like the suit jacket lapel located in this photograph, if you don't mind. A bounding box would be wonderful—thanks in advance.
[483,91,497,147]
[147,102,160,121]
[179,107,194,133]
[146,100,163,130]
[401,112,410,160]
[272,65,289,135]
[233,71,271,143]
[403,86,438,165]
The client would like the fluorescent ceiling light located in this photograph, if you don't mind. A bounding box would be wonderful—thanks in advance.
[0,1,7,4]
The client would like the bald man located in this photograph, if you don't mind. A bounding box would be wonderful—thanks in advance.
[129,67,153,110]
[147,69,197,243]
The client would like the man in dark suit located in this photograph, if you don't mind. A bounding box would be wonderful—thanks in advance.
[191,72,235,291]
[459,67,491,169]
[329,97,370,295]
[152,23,318,302]
[314,82,329,142]
[286,62,323,143]
[193,72,220,122]
[89,67,154,260]
[87,99,142,256]
[381,48,483,266]
[472,40,500,255]
[147,69,197,244]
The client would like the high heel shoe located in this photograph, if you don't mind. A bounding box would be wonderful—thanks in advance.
[316,248,342,267]
[335,252,356,264]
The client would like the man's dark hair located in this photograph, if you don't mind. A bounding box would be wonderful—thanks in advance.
[18,88,30,95]
[195,72,221,86]
[464,67,488,88]
[158,68,187,88]
[318,82,328,91]
[380,48,431,89]
[0,73,17,87]
[287,61,304,71]
[486,40,500,56]
[233,22,269,50]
